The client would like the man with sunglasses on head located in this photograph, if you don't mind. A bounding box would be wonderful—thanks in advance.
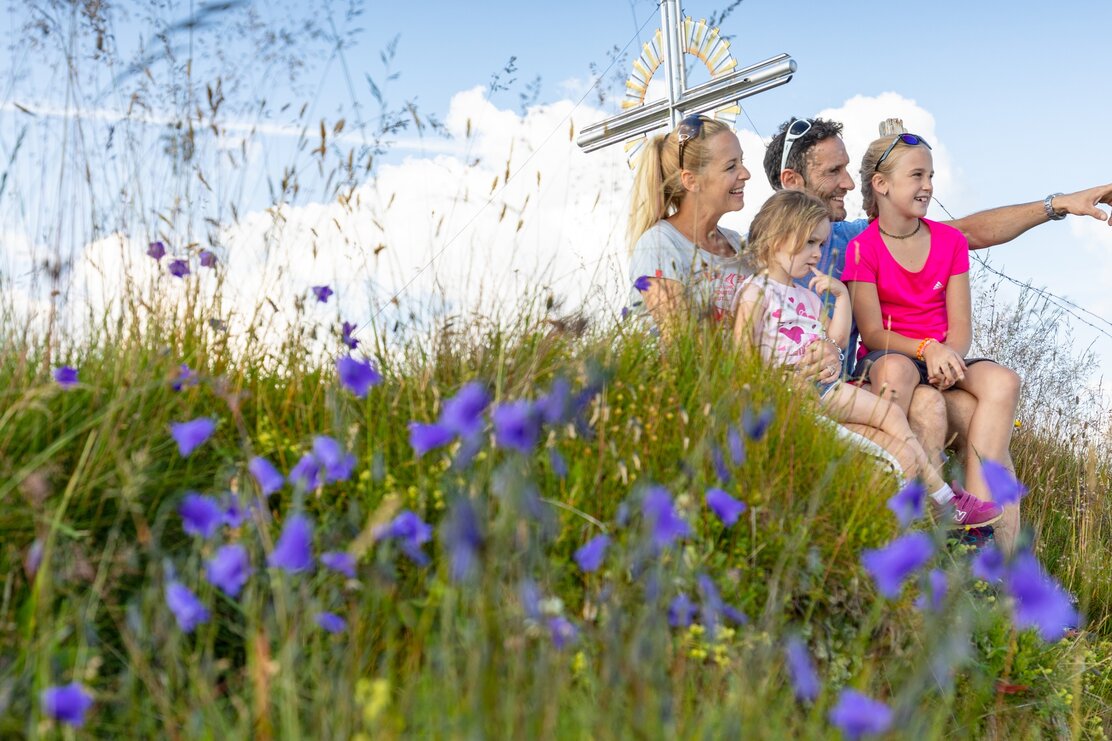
[764,116,1112,549]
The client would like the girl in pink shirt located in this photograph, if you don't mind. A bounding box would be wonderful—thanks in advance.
[843,133,1021,524]
[735,191,999,526]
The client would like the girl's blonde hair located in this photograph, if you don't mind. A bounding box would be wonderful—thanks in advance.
[746,189,829,268]
[859,134,932,219]
[626,117,733,253]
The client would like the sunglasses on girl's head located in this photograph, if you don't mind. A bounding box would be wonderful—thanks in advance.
[778,117,813,178]
[676,115,707,171]
[875,133,932,172]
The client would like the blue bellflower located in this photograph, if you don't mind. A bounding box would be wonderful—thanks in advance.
[442,498,483,582]
[316,611,347,633]
[321,551,356,578]
[41,682,94,728]
[493,400,541,453]
[633,275,651,292]
[268,514,314,573]
[205,544,252,598]
[861,532,934,599]
[199,249,217,268]
[981,460,1029,507]
[440,381,490,437]
[574,534,610,573]
[668,593,697,628]
[784,636,821,702]
[171,364,197,391]
[170,417,216,457]
[915,569,949,613]
[705,488,746,526]
[727,425,746,466]
[828,689,892,740]
[248,456,284,496]
[548,616,578,649]
[337,355,382,398]
[179,492,224,538]
[165,580,210,633]
[742,406,774,441]
[409,422,455,456]
[379,510,433,566]
[971,544,1006,582]
[168,258,190,278]
[312,285,333,303]
[312,435,356,483]
[1007,552,1079,642]
[341,321,359,349]
[53,366,79,389]
[642,486,690,549]
[289,453,321,491]
[147,240,166,260]
[887,481,926,527]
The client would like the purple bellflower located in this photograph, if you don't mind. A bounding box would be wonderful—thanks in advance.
[268,513,314,573]
[711,445,731,484]
[441,381,490,437]
[53,366,79,389]
[316,611,347,633]
[828,689,892,740]
[199,249,217,268]
[442,498,483,582]
[171,364,197,391]
[147,241,166,260]
[493,400,541,453]
[727,425,746,466]
[971,544,1006,583]
[633,275,651,292]
[165,580,210,633]
[179,492,224,538]
[887,480,926,527]
[222,493,246,528]
[916,569,949,613]
[41,682,94,728]
[248,456,284,496]
[312,285,333,303]
[642,486,690,549]
[170,417,216,457]
[861,532,934,599]
[321,551,357,578]
[337,355,382,398]
[784,636,821,702]
[981,460,1029,507]
[341,321,359,349]
[742,406,774,441]
[668,593,697,628]
[548,616,578,649]
[706,487,746,526]
[574,534,610,573]
[378,510,433,566]
[409,422,455,456]
[1007,552,1079,642]
[288,453,321,491]
[168,258,190,278]
[205,544,252,598]
[312,435,356,483]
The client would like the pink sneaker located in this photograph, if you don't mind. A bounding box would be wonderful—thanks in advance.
[934,483,1003,529]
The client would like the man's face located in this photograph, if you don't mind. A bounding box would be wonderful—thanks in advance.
[799,136,855,222]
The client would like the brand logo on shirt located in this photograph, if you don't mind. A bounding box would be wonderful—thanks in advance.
[932,281,944,291]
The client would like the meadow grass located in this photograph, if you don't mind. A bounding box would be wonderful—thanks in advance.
[2,280,1112,739]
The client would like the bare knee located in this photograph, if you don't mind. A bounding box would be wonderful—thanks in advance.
[908,385,946,451]
[870,356,920,403]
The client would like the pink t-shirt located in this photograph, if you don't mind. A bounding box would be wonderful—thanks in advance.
[840,218,969,361]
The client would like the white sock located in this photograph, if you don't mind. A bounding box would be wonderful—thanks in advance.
[930,483,954,504]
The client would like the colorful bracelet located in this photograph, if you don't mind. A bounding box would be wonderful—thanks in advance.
[916,338,936,361]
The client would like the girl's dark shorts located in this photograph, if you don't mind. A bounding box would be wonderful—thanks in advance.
[852,349,994,384]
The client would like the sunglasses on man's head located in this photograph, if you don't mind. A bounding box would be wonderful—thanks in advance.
[778,117,813,179]
[676,115,708,171]
[874,133,932,172]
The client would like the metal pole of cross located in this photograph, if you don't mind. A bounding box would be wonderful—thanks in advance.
[576,0,796,156]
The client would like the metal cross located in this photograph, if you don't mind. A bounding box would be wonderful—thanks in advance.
[577,0,796,153]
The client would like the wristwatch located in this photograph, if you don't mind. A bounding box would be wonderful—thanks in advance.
[1044,193,1067,221]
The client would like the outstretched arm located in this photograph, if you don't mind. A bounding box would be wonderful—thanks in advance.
[945,183,1112,250]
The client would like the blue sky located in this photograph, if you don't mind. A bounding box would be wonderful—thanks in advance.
[4,0,1112,392]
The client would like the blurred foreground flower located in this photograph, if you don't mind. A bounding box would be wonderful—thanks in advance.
[668,593,697,628]
[705,488,746,526]
[972,544,1006,583]
[316,611,347,634]
[170,418,216,457]
[727,426,746,466]
[337,355,382,398]
[548,616,578,649]
[179,493,224,538]
[634,275,651,292]
[53,366,78,389]
[742,406,774,441]
[313,435,356,483]
[574,534,610,573]
[312,285,333,303]
[205,544,252,598]
[168,259,190,278]
[916,569,948,613]
[784,636,821,702]
[1007,552,1079,642]
[642,486,690,549]
[493,400,541,453]
[409,382,490,457]
[41,682,94,728]
[982,460,1029,507]
[828,689,892,740]
[442,498,483,582]
[341,321,359,349]
[289,453,321,491]
[861,532,933,599]
[268,514,314,573]
[171,364,198,391]
[165,581,210,633]
[377,510,433,566]
[249,456,285,496]
[886,480,925,527]
[321,551,356,578]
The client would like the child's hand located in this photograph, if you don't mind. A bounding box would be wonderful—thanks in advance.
[808,268,847,298]
[924,342,966,388]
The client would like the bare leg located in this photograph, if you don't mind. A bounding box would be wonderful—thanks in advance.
[866,354,921,417]
[953,363,1022,553]
[823,383,945,490]
[907,384,947,471]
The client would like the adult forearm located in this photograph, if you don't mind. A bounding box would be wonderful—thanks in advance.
[947,201,1046,251]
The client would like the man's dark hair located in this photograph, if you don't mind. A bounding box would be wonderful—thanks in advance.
[763,117,844,190]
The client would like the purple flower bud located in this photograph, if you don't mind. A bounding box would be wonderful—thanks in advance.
[25,538,45,580]
[574,534,610,573]
[316,611,347,633]
[341,321,359,349]
[222,493,246,528]
[170,417,216,457]
[633,275,651,292]
[321,551,356,578]
[337,355,382,398]
[179,492,224,538]
[41,682,94,728]
[828,689,892,740]
[199,250,217,268]
[248,456,284,496]
[981,460,1028,507]
[268,513,314,573]
[312,285,333,303]
[205,544,252,598]
[705,488,746,526]
[711,445,731,484]
[165,580,210,633]
[147,241,166,260]
[168,258,190,278]
[887,480,926,528]
[861,532,934,599]
[53,366,79,389]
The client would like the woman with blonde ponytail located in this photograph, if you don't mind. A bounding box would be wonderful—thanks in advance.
[627,115,754,334]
